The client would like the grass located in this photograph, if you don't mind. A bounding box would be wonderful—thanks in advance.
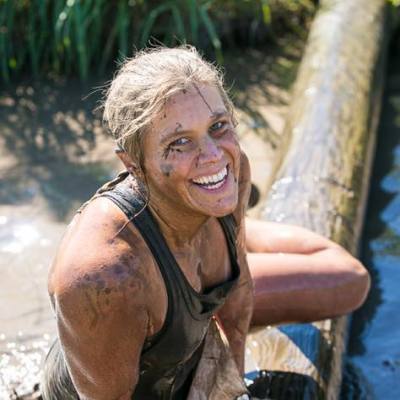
[0,0,317,82]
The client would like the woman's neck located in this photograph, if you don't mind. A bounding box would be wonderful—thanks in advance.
[148,200,209,249]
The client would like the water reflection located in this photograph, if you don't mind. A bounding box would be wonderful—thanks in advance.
[0,333,51,399]
[0,215,60,397]
[1,223,41,254]
[341,46,400,399]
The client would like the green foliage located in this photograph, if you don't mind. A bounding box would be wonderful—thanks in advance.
[388,0,400,7]
[0,0,316,82]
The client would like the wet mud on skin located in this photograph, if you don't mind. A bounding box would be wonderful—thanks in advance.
[0,43,303,398]
[193,83,214,114]
[340,37,400,400]
[160,164,174,177]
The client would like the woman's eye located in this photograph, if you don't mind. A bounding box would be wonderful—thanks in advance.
[163,137,190,158]
[209,120,227,133]
[170,137,190,147]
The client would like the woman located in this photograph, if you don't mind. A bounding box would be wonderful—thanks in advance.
[42,46,369,400]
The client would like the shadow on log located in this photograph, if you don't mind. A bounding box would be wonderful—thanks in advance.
[245,0,391,398]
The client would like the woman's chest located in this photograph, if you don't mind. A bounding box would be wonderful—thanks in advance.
[143,217,236,338]
[173,220,232,293]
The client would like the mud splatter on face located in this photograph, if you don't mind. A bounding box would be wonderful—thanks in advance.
[162,98,168,119]
[162,148,169,160]
[193,83,213,114]
[161,164,174,177]
[96,279,106,290]
[175,122,182,132]
[112,264,126,276]
[162,146,183,160]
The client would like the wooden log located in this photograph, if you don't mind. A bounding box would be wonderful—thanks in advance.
[245,0,391,398]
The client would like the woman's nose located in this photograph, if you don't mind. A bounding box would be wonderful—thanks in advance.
[197,136,223,165]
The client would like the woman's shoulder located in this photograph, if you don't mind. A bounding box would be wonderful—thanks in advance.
[48,196,156,303]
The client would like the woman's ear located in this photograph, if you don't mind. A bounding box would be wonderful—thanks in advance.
[116,150,138,174]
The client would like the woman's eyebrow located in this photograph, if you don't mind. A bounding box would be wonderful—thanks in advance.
[159,109,229,144]
[210,109,229,121]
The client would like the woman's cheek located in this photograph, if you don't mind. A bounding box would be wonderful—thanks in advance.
[221,128,240,146]
[158,149,182,177]
[160,163,174,177]
[222,130,241,158]
[158,152,192,179]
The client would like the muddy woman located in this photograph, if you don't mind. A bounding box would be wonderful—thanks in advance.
[41,46,370,400]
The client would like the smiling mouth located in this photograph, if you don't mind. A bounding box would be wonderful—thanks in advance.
[191,165,228,190]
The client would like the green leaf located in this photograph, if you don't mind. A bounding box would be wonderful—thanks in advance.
[199,3,223,63]
[139,3,173,48]
[187,0,199,44]
[8,57,16,69]
[170,4,185,42]
[260,0,271,25]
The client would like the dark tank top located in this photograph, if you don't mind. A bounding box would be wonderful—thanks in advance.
[96,174,240,400]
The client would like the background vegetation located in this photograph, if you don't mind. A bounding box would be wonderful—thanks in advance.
[0,0,317,82]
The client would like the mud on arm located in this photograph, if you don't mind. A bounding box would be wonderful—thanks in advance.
[53,258,149,400]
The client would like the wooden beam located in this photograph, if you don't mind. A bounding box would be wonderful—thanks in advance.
[245,0,391,398]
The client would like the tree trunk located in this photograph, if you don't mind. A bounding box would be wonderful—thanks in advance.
[245,0,391,398]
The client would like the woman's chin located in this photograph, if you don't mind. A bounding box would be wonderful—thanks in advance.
[191,195,238,218]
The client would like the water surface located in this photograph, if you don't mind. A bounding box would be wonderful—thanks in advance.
[341,43,400,400]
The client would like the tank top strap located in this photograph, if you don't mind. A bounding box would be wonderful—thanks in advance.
[97,179,177,292]
[76,170,131,215]
[96,177,178,306]
[217,214,238,261]
[99,184,147,221]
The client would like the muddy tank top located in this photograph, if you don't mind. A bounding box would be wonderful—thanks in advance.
[95,172,240,399]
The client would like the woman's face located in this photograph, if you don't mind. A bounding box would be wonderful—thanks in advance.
[142,83,241,218]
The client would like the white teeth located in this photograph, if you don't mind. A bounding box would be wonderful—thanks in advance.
[205,180,225,190]
[192,166,228,186]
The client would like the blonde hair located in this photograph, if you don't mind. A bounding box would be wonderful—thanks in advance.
[103,45,235,169]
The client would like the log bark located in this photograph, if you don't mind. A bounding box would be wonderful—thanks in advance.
[245,0,391,398]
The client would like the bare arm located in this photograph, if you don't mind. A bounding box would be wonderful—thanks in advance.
[48,200,153,400]
[53,259,148,400]
[246,218,370,326]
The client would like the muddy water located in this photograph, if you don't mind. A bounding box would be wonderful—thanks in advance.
[0,212,63,398]
[0,185,120,398]
[340,45,400,399]
[0,79,123,398]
